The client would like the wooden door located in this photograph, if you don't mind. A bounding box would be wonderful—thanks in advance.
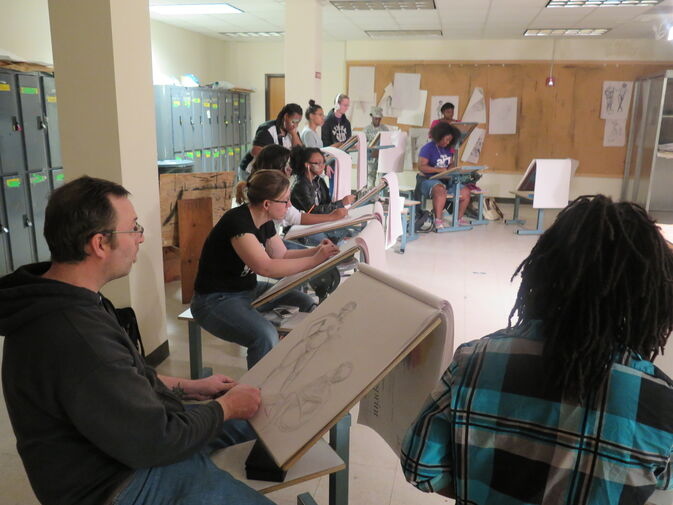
[266,74,285,121]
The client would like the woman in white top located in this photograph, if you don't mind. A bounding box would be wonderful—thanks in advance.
[300,100,324,148]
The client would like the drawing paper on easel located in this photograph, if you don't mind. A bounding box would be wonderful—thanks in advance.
[488,97,518,134]
[601,81,633,120]
[516,159,579,209]
[461,127,486,164]
[240,265,451,469]
[462,87,487,124]
[397,90,427,126]
[348,66,376,103]
[391,73,421,110]
[603,118,626,147]
[378,83,398,117]
[430,95,459,120]
[351,98,376,129]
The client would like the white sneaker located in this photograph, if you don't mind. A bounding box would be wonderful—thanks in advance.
[434,219,445,230]
[459,218,471,226]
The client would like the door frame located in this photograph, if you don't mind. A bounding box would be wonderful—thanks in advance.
[265,73,285,121]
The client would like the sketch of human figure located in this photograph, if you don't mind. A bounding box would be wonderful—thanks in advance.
[604,86,615,114]
[260,302,357,393]
[261,362,353,433]
[617,82,629,112]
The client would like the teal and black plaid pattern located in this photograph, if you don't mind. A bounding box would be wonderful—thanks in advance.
[401,322,673,505]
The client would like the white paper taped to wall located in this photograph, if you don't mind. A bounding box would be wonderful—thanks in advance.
[488,97,518,135]
[462,87,487,124]
[391,73,421,110]
[348,66,376,102]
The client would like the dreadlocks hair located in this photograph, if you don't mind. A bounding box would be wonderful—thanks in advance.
[508,194,673,403]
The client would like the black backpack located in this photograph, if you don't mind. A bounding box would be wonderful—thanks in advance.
[115,307,146,357]
[414,210,434,233]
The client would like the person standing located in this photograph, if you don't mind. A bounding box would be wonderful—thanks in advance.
[363,106,389,187]
[239,103,303,179]
[429,102,456,131]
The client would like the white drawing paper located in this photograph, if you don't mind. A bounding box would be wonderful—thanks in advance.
[321,146,352,202]
[378,83,399,118]
[603,118,626,147]
[391,73,421,110]
[383,173,402,249]
[409,128,430,161]
[351,99,376,129]
[377,130,407,174]
[241,265,450,467]
[430,95,460,120]
[488,97,518,135]
[462,87,487,124]
[396,90,427,126]
[461,127,486,164]
[348,66,376,103]
[354,131,368,190]
[601,81,633,120]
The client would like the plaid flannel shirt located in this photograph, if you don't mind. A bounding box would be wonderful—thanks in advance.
[401,321,673,505]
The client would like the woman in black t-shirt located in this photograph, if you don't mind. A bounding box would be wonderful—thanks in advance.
[191,170,339,369]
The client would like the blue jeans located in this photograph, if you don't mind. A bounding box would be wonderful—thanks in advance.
[113,419,273,505]
[191,282,316,369]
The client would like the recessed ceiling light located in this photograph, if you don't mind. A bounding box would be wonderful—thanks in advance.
[332,1,435,10]
[150,3,242,15]
[546,0,661,6]
[365,30,443,38]
[524,28,610,36]
[219,32,284,38]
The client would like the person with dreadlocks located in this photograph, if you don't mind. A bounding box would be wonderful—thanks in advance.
[400,194,673,505]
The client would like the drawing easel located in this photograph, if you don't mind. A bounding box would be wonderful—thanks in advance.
[505,158,578,235]
[283,203,383,241]
[430,165,487,232]
[351,179,388,209]
[233,263,453,505]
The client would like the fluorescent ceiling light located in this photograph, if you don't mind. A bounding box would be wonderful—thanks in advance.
[366,29,443,38]
[331,1,435,10]
[150,3,242,15]
[546,0,661,6]
[524,28,610,36]
[219,32,284,38]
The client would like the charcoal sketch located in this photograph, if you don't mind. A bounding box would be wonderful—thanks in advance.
[261,362,353,432]
[260,302,357,392]
[601,81,633,120]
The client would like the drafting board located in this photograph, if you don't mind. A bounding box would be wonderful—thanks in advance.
[240,264,450,470]
[354,132,368,190]
[321,146,352,202]
[284,203,382,240]
[377,130,407,173]
[516,159,579,209]
[429,165,486,180]
[351,180,388,209]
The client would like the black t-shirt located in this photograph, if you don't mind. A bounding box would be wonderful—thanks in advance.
[321,109,352,146]
[239,120,291,171]
[194,205,276,293]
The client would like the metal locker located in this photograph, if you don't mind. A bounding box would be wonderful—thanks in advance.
[211,92,220,151]
[0,71,27,176]
[226,147,235,171]
[28,171,50,262]
[202,89,212,149]
[0,190,10,275]
[2,174,35,269]
[233,146,241,169]
[213,147,222,172]
[154,85,173,161]
[245,94,251,144]
[191,90,204,151]
[202,149,212,172]
[238,93,247,145]
[224,92,233,146]
[183,88,195,151]
[170,86,185,153]
[232,93,240,145]
[41,76,62,168]
[50,168,65,190]
[18,74,49,171]
[193,149,202,172]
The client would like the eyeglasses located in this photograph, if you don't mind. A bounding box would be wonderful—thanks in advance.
[290,119,301,124]
[102,223,145,236]
[270,199,290,205]
[308,161,325,166]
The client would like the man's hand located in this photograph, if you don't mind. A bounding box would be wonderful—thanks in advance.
[341,194,356,206]
[330,208,348,219]
[314,240,339,262]
[183,374,237,400]
[216,384,262,420]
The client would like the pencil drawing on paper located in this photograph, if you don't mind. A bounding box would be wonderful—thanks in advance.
[260,302,358,393]
[601,81,633,120]
[261,362,354,432]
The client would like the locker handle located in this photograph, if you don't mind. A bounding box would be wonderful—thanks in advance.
[37,116,47,130]
[0,226,8,234]
[24,215,33,228]
[12,116,22,132]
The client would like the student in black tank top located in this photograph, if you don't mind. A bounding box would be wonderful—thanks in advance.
[191,170,339,369]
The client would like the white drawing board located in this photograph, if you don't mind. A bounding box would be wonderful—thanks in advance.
[516,158,579,209]
[240,265,447,469]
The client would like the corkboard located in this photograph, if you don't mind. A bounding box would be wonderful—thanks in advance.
[349,61,671,178]
[159,171,235,247]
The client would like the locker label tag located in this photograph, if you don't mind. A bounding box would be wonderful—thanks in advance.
[0,83,10,92]
[20,87,38,95]
[6,178,21,188]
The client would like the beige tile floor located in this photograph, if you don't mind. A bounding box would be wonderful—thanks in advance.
[0,204,548,505]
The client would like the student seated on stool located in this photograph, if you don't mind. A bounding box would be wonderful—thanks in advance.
[191,170,339,369]
[0,176,273,505]
[401,195,673,505]
[417,122,471,229]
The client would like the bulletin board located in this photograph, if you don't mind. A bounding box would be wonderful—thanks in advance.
[347,61,671,178]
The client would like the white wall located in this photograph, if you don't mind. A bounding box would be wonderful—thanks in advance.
[0,0,52,64]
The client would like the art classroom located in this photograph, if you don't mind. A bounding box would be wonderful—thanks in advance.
[3,1,673,505]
